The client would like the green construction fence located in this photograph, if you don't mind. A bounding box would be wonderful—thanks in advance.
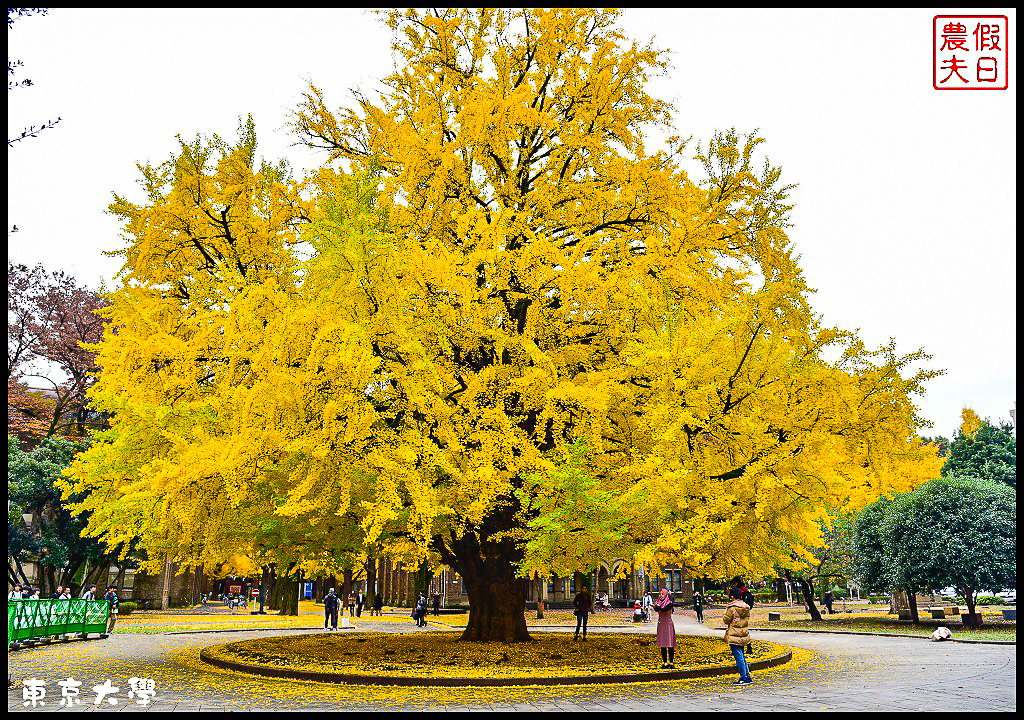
[7,599,110,646]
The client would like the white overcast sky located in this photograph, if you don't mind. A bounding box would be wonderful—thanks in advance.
[7,8,1016,439]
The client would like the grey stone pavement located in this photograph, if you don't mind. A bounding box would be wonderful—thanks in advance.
[8,613,1016,711]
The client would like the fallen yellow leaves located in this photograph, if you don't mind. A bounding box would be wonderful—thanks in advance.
[203,632,789,679]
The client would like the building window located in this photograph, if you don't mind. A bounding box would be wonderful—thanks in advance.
[656,569,683,593]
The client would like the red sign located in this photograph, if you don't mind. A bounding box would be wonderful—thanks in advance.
[934,15,1009,90]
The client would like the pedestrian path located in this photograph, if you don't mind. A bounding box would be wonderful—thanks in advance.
[7,616,1015,711]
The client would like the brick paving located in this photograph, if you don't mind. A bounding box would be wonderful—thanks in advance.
[8,614,1015,711]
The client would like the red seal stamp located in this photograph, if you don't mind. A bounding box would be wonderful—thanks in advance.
[934,15,1009,90]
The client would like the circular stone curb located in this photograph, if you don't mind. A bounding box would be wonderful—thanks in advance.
[163,626,354,635]
[199,642,792,686]
[722,626,1015,645]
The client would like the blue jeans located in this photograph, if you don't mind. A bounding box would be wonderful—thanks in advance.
[574,611,588,638]
[730,644,752,682]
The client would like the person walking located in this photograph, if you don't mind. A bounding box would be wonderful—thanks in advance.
[642,590,653,622]
[58,587,71,600]
[823,590,834,614]
[692,589,705,623]
[373,592,384,616]
[653,588,677,668]
[431,591,441,616]
[723,587,753,685]
[572,583,593,641]
[8,584,24,600]
[324,588,340,630]
[356,589,365,617]
[81,584,97,601]
[414,592,428,627]
[103,587,120,633]
[347,590,356,617]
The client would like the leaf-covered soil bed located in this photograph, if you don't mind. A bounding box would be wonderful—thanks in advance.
[202,632,789,680]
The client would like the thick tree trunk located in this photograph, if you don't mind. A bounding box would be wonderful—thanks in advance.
[461,570,531,642]
[269,568,284,611]
[962,586,980,626]
[431,526,532,643]
[908,588,921,625]
[278,575,299,616]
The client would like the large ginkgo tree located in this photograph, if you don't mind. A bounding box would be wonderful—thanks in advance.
[63,9,941,641]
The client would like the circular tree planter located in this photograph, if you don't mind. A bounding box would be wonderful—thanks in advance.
[200,632,793,686]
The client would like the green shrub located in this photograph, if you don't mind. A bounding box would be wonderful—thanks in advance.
[118,601,137,615]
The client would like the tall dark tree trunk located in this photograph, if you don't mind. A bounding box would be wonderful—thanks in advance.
[785,570,822,621]
[278,574,299,616]
[365,551,378,610]
[415,561,433,597]
[536,577,545,619]
[342,569,353,603]
[258,565,270,613]
[269,568,284,612]
[907,588,921,625]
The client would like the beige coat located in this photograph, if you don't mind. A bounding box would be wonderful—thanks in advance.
[722,599,751,646]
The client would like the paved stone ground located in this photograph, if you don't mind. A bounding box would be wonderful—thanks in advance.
[8,614,1015,711]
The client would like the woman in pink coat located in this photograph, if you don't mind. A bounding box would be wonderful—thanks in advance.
[653,588,676,668]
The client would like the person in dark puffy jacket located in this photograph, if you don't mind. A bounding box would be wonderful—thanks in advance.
[324,589,340,630]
